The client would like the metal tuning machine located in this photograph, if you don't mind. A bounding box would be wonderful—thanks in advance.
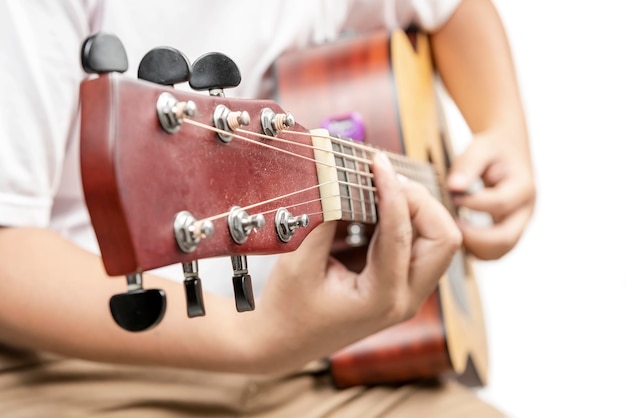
[227,206,265,245]
[213,104,250,142]
[260,108,295,137]
[227,206,266,312]
[173,211,214,254]
[156,93,197,134]
[275,208,309,242]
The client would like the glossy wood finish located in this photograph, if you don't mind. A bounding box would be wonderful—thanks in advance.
[274,29,488,387]
[80,74,323,276]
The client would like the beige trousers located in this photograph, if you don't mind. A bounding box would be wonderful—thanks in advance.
[0,346,505,418]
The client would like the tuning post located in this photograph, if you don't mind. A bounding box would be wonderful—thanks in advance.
[228,206,265,244]
[156,92,197,133]
[231,255,255,312]
[275,208,309,242]
[213,104,250,142]
[126,272,142,291]
[261,108,295,137]
[173,211,214,253]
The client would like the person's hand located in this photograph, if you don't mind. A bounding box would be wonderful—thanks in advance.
[252,153,461,372]
[447,128,535,260]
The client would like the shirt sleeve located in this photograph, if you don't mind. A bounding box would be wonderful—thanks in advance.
[0,0,102,227]
[343,0,463,33]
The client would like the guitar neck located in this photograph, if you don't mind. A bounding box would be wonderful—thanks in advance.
[311,129,441,225]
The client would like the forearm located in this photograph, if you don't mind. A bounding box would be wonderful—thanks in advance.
[431,0,527,138]
[0,151,463,375]
[0,227,270,373]
[430,0,535,259]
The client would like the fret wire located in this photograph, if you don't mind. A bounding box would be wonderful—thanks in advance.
[335,180,375,192]
[351,144,367,222]
[334,141,353,221]
[363,148,377,224]
[341,141,356,221]
[358,147,372,223]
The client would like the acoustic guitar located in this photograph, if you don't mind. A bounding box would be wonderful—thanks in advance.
[273,29,488,388]
[78,30,487,390]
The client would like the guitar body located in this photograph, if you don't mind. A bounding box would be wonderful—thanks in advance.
[274,29,488,387]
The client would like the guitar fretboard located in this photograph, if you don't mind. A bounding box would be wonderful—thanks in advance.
[329,138,441,225]
[332,140,377,224]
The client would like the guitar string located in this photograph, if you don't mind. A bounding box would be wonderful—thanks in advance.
[184,119,371,180]
[283,128,436,179]
[278,129,442,199]
[236,126,437,184]
[183,118,436,184]
[181,118,438,226]
[182,118,437,224]
[199,180,359,222]
[182,119,381,222]
[197,179,375,224]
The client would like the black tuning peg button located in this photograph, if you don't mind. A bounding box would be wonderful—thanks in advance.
[184,278,205,317]
[189,52,241,95]
[81,32,128,74]
[182,261,206,318]
[109,273,166,332]
[231,255,255,312]
[138,47,191,86]
[233,273,255,312]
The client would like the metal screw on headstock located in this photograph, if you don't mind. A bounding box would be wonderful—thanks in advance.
[275,208,309,242]
[173,211,214,253]
[227,206,265,245]
[213,104,250,142]
[156,92,197,134]
[261,108,295,137]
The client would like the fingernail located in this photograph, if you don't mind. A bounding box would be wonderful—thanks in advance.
[397,174,409,184]
[375,152,392,169]
[448,173,468,189]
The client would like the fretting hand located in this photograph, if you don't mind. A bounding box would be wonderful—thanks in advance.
[252,152,462,372]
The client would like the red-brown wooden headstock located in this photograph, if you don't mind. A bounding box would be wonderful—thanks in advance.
[80,73,323,278]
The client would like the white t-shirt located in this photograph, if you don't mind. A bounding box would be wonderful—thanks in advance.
[0,0,461,295]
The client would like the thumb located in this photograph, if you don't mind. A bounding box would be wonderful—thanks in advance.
[447,139,494,193]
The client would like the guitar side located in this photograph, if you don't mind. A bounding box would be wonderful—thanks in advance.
[274,29,488,387]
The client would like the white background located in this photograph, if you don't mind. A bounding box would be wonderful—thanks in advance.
[454,1,626,417]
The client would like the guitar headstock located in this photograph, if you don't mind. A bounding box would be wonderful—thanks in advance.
[81,74,322,274]
[80,33,324,330]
